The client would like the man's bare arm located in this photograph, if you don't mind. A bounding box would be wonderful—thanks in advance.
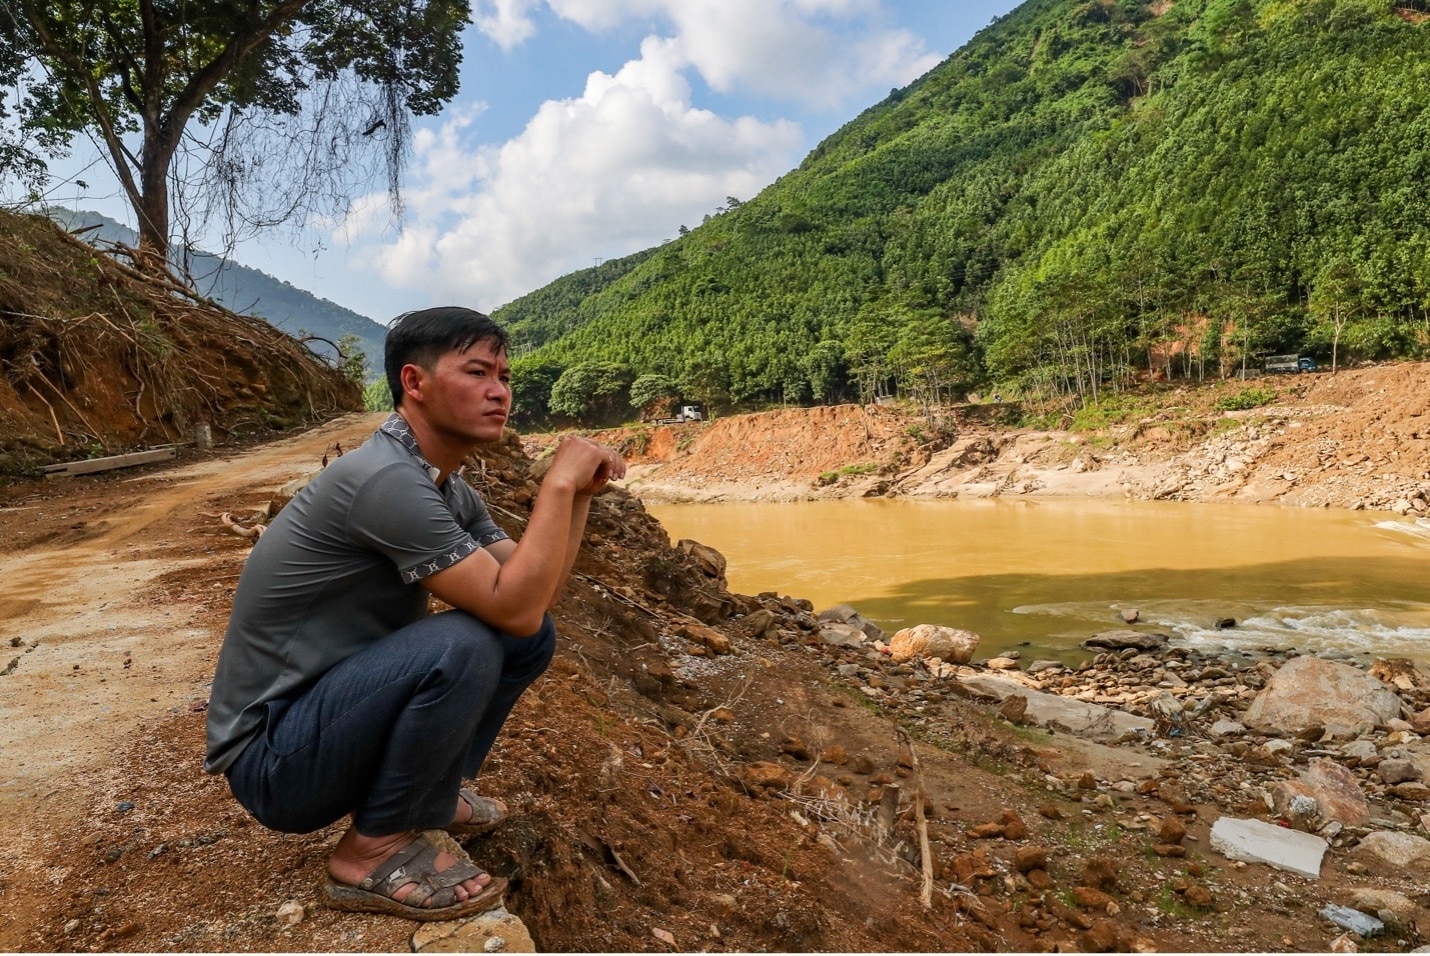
[422,437,623,635]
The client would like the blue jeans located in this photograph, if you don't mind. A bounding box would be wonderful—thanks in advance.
[226,610,554,837]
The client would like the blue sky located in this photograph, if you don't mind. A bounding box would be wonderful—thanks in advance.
[21,1,1023,324]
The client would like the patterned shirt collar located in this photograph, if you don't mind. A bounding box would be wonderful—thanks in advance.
[380,413,451,484]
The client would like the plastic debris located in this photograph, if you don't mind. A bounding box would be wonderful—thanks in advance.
[1319,904,1383,938]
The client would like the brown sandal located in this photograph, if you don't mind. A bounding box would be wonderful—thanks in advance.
[445,788,508,836]
[320,834,507,921]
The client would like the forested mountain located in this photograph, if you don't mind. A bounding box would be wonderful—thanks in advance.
[497,0,1430,425]
[50,210,388,376]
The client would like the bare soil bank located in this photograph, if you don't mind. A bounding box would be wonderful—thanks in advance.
[582,362,1430,514]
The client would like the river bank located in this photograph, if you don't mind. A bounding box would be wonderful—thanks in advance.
[575,361,1430,514]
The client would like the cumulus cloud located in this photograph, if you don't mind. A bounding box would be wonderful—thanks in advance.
[547,0,940,107]
[366,37,801,309]
[471,0,541,50]
[355,0,940,309]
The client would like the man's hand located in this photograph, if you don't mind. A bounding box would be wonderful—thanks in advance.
[545,436,626,498]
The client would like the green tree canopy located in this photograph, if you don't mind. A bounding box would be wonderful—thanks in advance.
[629,373,680,417]
[549,361,633,421]
[0,0,468,261]
[491,0,1430,419]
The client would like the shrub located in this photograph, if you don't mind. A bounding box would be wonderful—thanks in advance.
[1215,387,1275,411]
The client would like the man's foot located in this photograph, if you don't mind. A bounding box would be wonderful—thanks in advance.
[324,829,504,920]
[446,788,508,836]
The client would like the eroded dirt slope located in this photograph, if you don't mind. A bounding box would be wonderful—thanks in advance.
[599,362,1430,512]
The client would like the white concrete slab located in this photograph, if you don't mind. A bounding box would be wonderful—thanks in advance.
[956,673,1156,742]
[1210,816,1328,879]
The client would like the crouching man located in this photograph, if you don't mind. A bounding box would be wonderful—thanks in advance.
[204,306,624,920]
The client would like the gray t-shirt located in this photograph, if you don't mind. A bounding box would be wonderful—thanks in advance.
[203,415,509,773]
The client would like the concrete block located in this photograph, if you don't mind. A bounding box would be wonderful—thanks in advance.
[1209,816,1327,879]
[957,673,1155,742]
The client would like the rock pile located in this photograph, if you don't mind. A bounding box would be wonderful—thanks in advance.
[689,589,1430,948]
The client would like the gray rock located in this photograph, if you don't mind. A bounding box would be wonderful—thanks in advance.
[1243,656,1405,735]
[1082,629,1169,651]
[956,673,1155,742]
[1026,660,1062,675]
[1354,831,1430,868]
[818,622,867,649]
[1210,816,1327,878]
[816,603,884,641]
[1376,758,1421,785]
[1341,740,1379,762]
[1210,720,1246,737]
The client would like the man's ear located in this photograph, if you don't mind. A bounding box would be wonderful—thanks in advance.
[399,363,427,403]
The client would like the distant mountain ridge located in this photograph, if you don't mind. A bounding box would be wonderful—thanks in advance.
[50,209,388,377]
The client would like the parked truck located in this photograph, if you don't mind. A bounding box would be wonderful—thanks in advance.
[1264,354,1318,373]
[655,405,704,424]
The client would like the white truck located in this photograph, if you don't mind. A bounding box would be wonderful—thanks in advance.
[656,405,704,424]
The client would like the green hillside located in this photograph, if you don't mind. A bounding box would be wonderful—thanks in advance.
[497,0,1430,425]
[51,210,388,378]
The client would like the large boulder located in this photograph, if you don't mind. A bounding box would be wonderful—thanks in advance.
[888,624,980,664]
[1243,656,1405,735]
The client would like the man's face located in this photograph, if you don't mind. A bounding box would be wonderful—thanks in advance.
[409,338,512,445]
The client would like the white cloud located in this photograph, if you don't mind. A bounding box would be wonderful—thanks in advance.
[355,0,941,310]
[546,0,941,108]
[471,0,541,50]
[368,37,802,310]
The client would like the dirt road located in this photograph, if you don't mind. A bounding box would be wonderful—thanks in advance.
[0,413,383,930]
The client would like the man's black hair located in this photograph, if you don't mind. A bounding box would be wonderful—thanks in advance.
[385,307,509,407]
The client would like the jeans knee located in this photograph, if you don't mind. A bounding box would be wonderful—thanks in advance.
[400,614,501,693]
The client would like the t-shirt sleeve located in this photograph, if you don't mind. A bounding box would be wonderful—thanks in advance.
[347,463,481,583]
[454,478,511,549]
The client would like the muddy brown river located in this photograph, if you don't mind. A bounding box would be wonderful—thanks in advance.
[648,498,1430,664]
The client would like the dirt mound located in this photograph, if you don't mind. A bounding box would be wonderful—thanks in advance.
[570,404,920,502]
[0,209,361,477]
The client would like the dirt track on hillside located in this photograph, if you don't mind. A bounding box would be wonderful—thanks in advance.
[0,413,380,948]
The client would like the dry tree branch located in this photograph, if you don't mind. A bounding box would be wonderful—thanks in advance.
[895,726,935,909]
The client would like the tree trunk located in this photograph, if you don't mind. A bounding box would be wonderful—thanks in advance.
[135,163,171,265]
